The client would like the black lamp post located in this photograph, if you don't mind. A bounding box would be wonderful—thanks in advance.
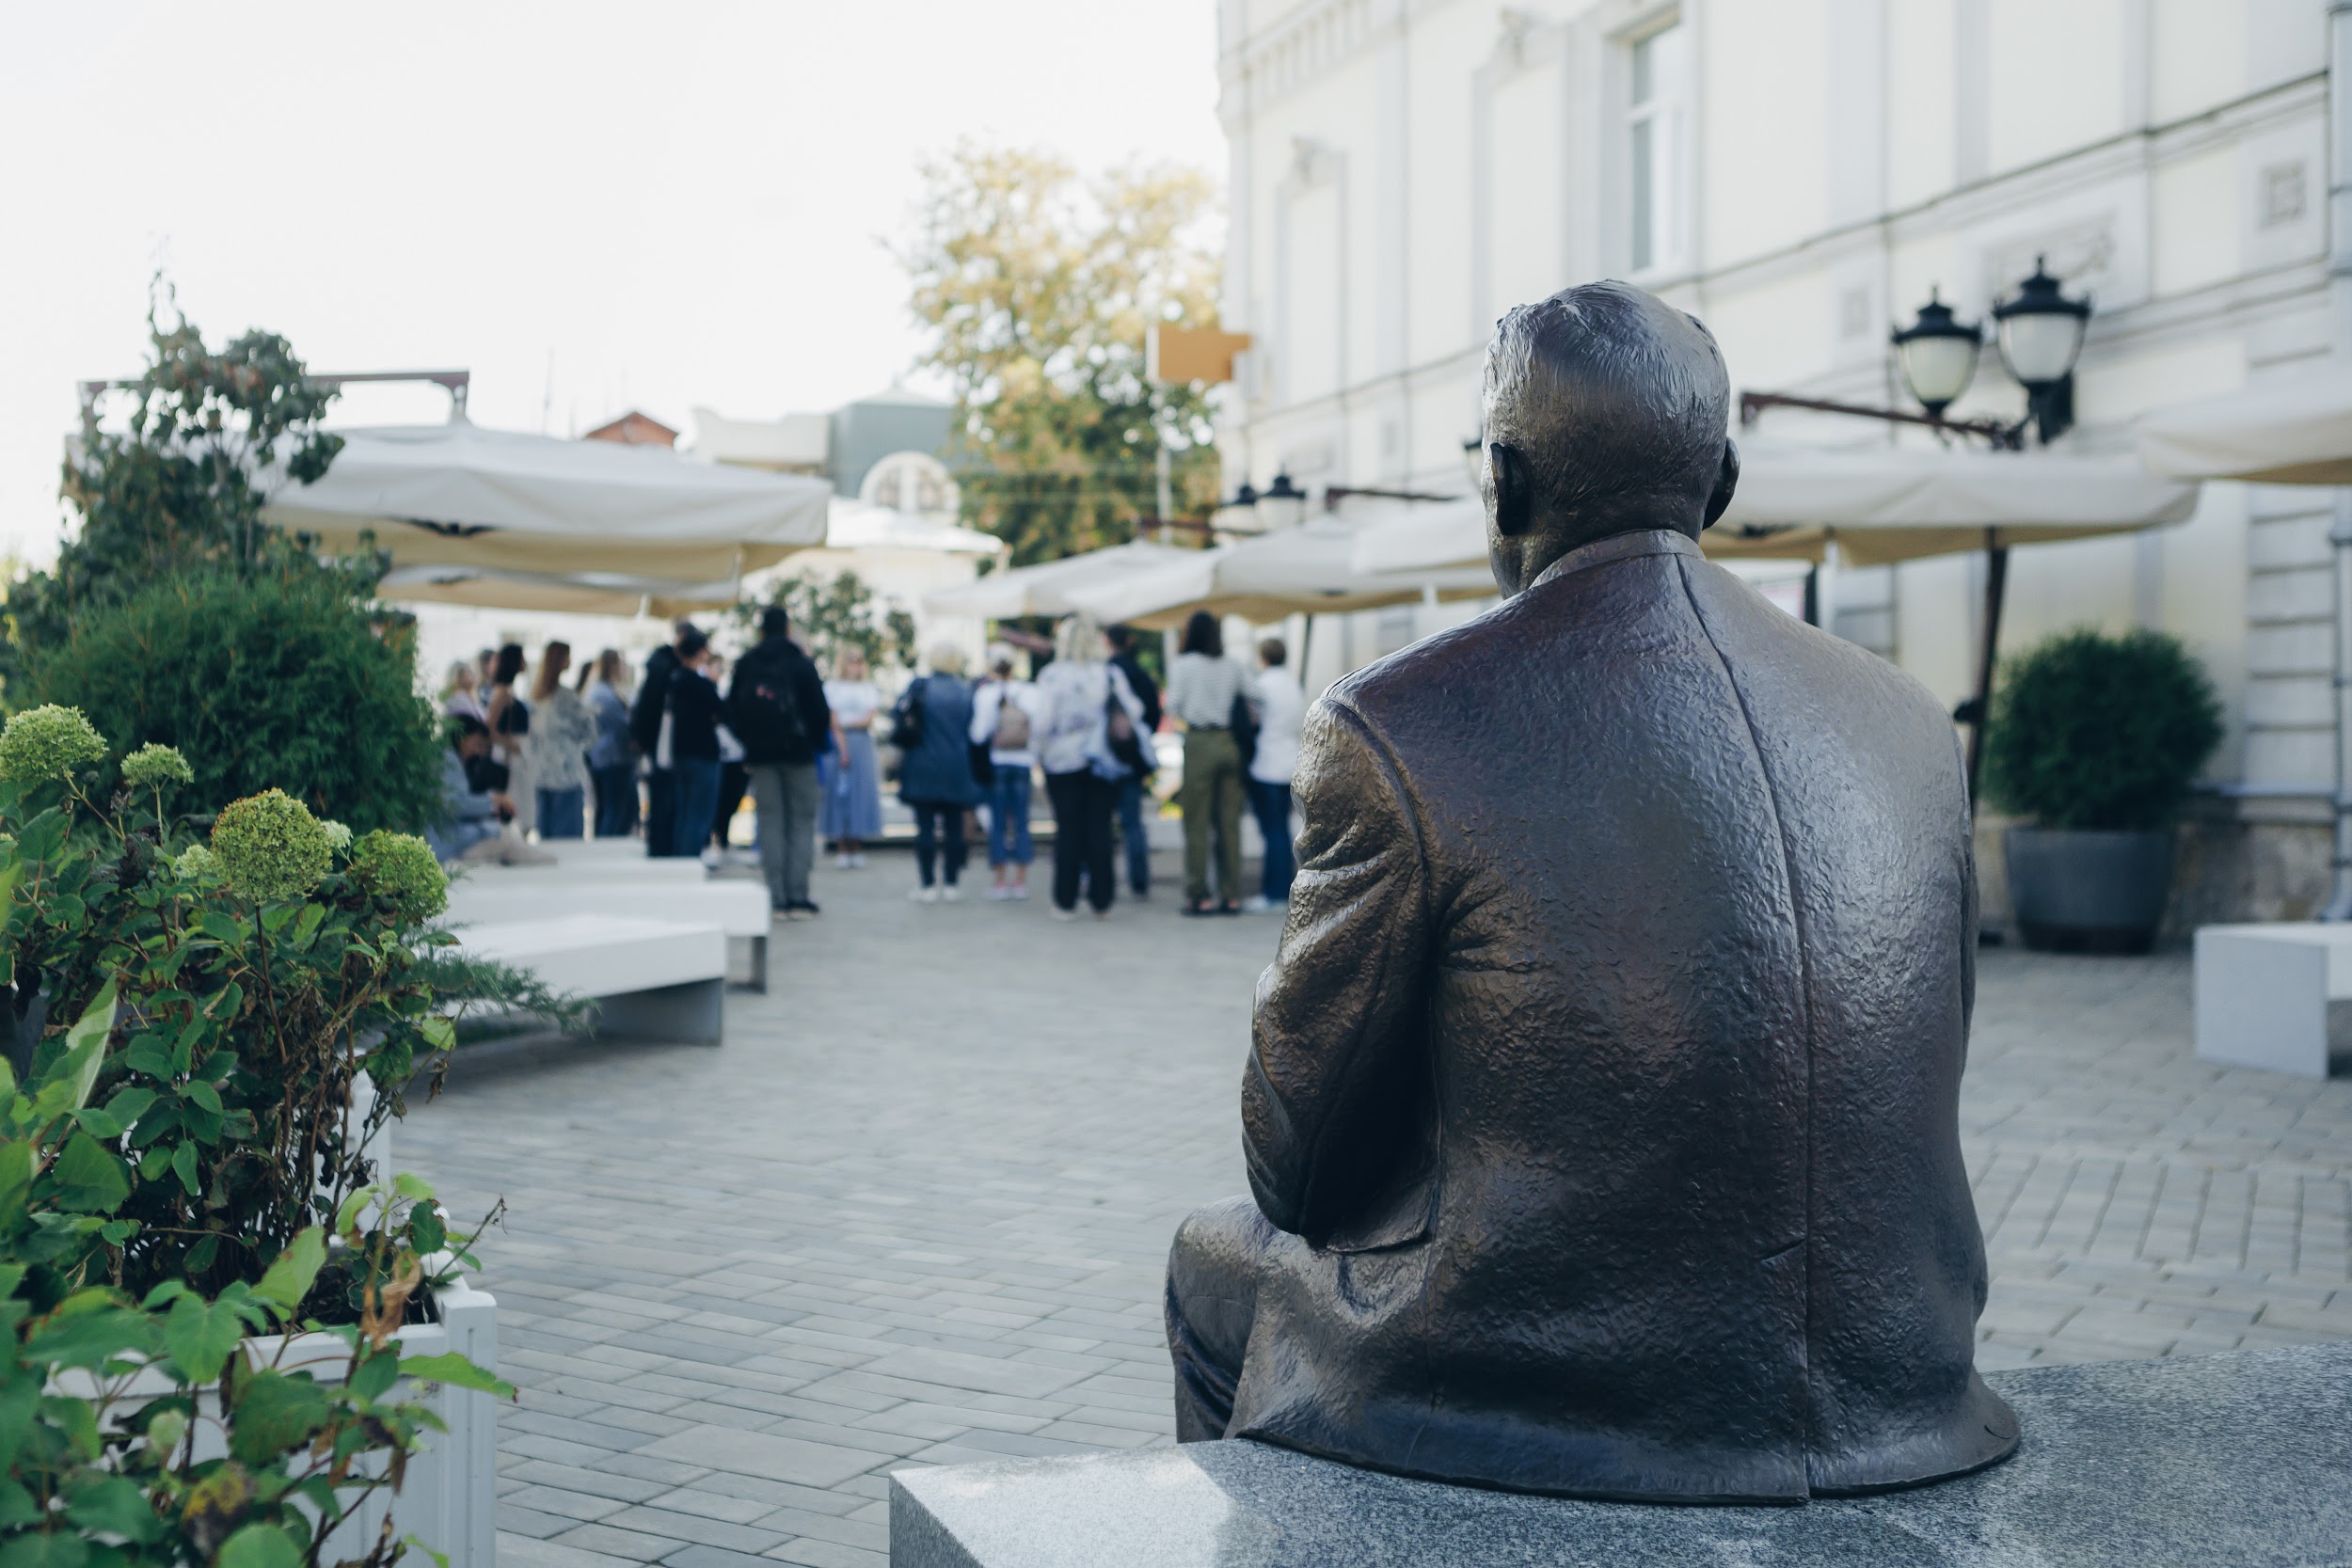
[1258,470,1308,531]
[1890,290,1983,421]
[1991,256,2092,444]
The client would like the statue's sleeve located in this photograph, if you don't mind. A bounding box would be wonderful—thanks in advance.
[1243,697,1433,1245]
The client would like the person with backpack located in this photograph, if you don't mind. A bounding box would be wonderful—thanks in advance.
[1035,614,1147,920]
[726,606,832,917]
[969,643,1048,901]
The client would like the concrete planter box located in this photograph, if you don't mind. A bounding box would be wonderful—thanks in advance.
[2004,826,2175,953]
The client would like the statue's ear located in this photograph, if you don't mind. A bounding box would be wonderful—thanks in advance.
[1490,442,1533,537]
[1702,438,1740,530]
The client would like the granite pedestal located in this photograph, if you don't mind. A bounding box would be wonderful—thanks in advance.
[890,1345,2352,1567]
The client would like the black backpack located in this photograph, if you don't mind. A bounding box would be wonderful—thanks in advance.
[888,677,929,752]
[733,667,809,760]
[1230,689,1260,774]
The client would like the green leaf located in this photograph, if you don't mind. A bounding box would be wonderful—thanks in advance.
[0,1479,39,1529]
[163,1293,249,1383]
[291,902,326,949]
[0,1530,90,1568]
[47,1133,129,1212]
[215,1525,301,1568]
[64,1475,165,1544]
[0,1141,30,1230]
[198,911,247,947]
[228,1370,333,1466]
[37,978,119,1113]
[16,809,67,866]
[69,1107,124,1139]
[184,1080,223,1115]
[169,1139,199,1196]
[391,1172,433,1202]
[396,1352,516,1400]
[419,1014,455,1053]
[100,1085,156,1123]
[249,1227,325,1319]
[24,1303,154,1371]
[348,1349,399,1402]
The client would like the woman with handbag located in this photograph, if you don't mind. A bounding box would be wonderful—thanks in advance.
[1034,614,1146,920]
[893,644,980,902]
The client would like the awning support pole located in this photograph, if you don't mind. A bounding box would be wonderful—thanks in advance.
[1297,614,1316,694]
[1964,531,2010,816]
[1803,565,1820,626]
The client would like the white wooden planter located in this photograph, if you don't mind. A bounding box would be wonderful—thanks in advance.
[73,1277,500,1568]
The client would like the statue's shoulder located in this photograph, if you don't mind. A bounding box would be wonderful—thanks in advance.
[1317,597,1535,742]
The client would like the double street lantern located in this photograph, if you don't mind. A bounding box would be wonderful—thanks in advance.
[1992,257,2092,443]
[1886,257,2091,445]
[1889,290,1982,421]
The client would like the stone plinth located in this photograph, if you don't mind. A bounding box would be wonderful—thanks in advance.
[890,1345,2352,1567]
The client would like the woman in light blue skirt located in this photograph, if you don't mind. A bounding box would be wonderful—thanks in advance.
[819,649,885,867]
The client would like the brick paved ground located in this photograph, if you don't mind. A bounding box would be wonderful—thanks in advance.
[399,850,2352,1568]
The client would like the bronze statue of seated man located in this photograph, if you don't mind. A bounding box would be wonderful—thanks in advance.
[1164,280,2018,1504]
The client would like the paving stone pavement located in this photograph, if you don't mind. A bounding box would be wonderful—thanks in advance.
[398,852,2352,1568]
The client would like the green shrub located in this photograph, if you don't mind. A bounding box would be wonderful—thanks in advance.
[1982,627,2223,831]
[19,566,442,836]
[0,706,582,1568]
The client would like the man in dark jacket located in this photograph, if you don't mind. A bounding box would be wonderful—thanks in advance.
[1104,625,1162,897]
[727,606,832,916]
[1164,282,2016,1502]
[630,620,691,856]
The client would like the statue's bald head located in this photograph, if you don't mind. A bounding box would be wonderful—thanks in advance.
[1481,281,1739,594]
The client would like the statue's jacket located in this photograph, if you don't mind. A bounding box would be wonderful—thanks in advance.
[1234,528,2018,1501]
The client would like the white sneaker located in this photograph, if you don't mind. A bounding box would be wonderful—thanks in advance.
[850,852,867,868]
[1010,884,1029,901]
[1049,907,1078,922]
[836,854,854,870]
[909,885,940,904]
[986,884,1010,901]
[699,847,723,869]
[941,884,962,903]
[1241,895,1278,913]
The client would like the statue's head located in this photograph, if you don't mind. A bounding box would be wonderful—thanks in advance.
[1481,281,1740,594]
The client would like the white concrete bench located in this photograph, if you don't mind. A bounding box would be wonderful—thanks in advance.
[458,914,729,1045]
[447,880,772,991]
[2193,922,2352,1079]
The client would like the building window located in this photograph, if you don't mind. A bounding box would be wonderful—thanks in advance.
[1627,16,1688,274]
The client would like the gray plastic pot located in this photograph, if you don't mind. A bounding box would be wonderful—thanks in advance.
[2002,827,2175,955]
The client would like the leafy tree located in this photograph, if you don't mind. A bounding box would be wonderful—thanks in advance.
[900,144,1224,566]
[8,284,348,667]
[735,570,918,673]
[1983,628,2223,831]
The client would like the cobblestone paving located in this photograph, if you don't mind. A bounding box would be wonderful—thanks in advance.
[398,853,2352,1568]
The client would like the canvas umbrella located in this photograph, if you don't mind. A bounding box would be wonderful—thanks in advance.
[2137,367,2352,485]
[2137,365,2352,914]
[262,420,833,578]
[1345,447,2198,796]
[1066,515,1497,628]
[374,564,743,619]
[921,541,1208,620]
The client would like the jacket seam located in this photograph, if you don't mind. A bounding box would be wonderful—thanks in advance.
[1676,555,1817,1475]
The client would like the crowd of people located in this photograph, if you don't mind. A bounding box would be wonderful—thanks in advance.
[425,605,1308,923]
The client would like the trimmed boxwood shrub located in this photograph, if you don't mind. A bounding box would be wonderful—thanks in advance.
[18,563,443,835]
[1982,627,2223,832]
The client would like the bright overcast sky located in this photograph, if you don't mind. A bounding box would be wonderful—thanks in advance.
[0,1,1226,563]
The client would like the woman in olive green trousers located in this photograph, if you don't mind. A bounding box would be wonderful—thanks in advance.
[1168,610,1248,914]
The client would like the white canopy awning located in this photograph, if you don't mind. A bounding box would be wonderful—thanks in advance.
[262,420,834,578]
[824,498,1003,556]
[1351,449,2199,575]
[922,541,1209,620]
[2136,368,2352,485]
[1069,515,1497,629]
[375,564,741,619]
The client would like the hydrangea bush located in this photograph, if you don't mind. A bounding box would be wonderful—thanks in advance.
[0,706,574,1568]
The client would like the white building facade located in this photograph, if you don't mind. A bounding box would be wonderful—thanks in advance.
[1216,0,2345,920]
